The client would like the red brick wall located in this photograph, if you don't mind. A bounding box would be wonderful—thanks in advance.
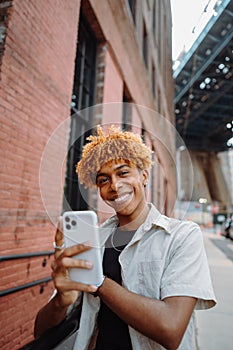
[98,47,124,224]
[0,0,81,348]
[102,48,123,108]
[88,0,176,215]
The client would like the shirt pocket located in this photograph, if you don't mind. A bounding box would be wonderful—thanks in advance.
[138,260,164,299]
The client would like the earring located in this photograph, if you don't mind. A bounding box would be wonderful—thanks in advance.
[144,182,148,187]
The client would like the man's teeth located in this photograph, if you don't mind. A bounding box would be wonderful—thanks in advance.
[114,194,131,203]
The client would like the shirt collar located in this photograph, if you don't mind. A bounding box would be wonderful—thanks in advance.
[101,203,172,236]
[142,203,172,234]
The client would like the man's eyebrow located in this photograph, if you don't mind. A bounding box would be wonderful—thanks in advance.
[96,164,130,180]
[96,172,108,180]
[114,164,130,170]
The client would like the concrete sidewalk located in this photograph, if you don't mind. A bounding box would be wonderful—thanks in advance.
[196,229,233,349]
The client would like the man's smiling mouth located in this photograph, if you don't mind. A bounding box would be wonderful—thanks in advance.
[114,193,132,203]
[107,192,133,205]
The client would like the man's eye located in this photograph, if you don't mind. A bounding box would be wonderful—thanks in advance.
[119,171,129,176]
[97,177,109,186]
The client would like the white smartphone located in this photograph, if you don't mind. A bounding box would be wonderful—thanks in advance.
[62,210,103,285]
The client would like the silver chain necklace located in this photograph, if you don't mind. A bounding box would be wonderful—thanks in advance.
[110,225,136,252]
[110,226,123,252]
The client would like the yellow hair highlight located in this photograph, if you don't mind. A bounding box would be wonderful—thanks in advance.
[76,125,152,188]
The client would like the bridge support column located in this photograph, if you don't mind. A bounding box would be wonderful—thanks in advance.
[181,151,231,211]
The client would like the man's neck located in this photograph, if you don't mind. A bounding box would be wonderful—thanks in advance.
[117,203,149,231]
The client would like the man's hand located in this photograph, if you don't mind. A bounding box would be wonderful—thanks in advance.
[51,217,98,308]
[34,218,97,338]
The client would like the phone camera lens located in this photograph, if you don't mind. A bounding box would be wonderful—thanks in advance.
[71,220,76,226]
[65,216,70,222]
[66,224,71,230]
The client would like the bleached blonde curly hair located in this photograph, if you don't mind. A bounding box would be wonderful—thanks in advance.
[76,125,152,188]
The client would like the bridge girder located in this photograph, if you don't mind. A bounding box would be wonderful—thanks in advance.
[174,0,233,152]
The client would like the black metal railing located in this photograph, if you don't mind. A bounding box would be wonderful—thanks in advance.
[0,277,52,297]
[0,250,54,296]
[0,250,54,262]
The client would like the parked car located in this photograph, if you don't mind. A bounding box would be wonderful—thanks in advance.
[223,217,233,240]
[228,221,233,240]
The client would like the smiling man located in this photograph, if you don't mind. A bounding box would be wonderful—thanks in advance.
[96,161,149,227]
[34,125,216,350]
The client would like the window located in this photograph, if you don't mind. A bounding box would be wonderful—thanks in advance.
[150,149,155,203]
[152,0,156,37]
[122,92,132,131]
[63,13,97,211]
[0,1,13,72]
[143,21,148,68]
[141,125,146,143]
[71,16,97,111]
[152,62,156,97]
[128,0,136,23]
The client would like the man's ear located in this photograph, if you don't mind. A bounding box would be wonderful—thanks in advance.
[141,169,149,186]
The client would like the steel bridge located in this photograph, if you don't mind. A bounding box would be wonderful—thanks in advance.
[173,0,233,210]
[174,0,233,152]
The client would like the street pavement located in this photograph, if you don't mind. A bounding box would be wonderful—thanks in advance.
[196,228,233,349]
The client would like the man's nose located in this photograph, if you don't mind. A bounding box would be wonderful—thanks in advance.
[110,176,121,191]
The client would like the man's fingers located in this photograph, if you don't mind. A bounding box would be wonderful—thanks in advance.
[60,257,93,269]
[54,242,92,264]
[62,242,92,257]
[54,216,65,257]
[56,216,64,244]
[54,277,97,294]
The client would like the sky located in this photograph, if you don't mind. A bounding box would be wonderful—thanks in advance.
[171,0,220,61]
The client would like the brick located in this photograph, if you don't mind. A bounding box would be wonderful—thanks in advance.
[1,0,81,347]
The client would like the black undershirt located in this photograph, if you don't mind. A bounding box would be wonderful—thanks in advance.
[94,228,136,350]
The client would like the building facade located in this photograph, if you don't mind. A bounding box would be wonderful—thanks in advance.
[0,0,174,348]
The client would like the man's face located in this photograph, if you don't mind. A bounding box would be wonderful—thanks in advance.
[96,160,148,219]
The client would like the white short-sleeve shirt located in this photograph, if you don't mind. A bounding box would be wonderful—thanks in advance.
[73,203,216,350]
